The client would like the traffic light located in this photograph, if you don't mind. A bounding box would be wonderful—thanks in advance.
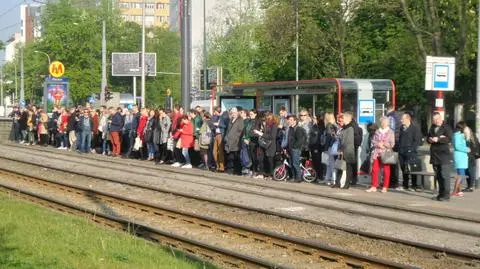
[104,86,113,102]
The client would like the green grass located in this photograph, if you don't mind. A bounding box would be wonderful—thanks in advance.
[0,193,215,269]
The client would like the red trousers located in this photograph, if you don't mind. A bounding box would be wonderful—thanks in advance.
[110,131,121,155]
[371,157,391,188]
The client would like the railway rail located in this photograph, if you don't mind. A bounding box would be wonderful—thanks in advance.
[0,168,413,269]
[0,150,479,267]
[2,143,480,238]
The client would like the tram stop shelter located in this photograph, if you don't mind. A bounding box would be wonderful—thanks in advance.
[219,78,396,124]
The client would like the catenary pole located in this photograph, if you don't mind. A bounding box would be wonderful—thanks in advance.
[101,20,106,105]
[203,0,208,100]
[181,0,192,110]
[141,0,146,108]
[476,3,480,189]
[20,46,24,107]
[295,0,299,115]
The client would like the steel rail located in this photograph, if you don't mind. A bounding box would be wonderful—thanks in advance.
[0,149,479,239]
[3,142,478,224]
[0,157,478,263]
[0,184,280,269]
[0,169,414,269]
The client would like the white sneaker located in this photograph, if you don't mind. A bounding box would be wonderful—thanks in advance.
[19,141,24,144]
[395,186,404,191]
[171,162,182,167]
[181,164,192,169]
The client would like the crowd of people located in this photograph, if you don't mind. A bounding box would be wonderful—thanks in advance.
[7,102,478,200]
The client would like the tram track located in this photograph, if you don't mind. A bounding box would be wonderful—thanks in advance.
[0,168,413,269]
[0,149,479,267]
[2,143,480,238]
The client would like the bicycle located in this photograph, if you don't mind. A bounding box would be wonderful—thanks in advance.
[273,153,317,182]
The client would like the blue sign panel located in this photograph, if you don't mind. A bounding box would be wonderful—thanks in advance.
[433,64,449,89]
[358,99,376,124]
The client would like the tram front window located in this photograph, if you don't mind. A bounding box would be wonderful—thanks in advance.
[341,91,358,115]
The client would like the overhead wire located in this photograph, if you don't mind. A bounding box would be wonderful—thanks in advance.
[0,0,26,20]
[0,22,21,33]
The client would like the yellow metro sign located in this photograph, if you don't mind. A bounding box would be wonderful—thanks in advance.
[49,61,65,78]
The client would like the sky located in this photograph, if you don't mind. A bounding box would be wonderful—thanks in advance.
[0,0,26,62]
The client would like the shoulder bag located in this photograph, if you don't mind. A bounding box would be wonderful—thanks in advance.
[380,149,398,165]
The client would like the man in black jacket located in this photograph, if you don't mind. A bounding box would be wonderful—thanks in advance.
[287,115,307,182]
[427,112,453,201]
[124,105,140,158]
[398,112,422,191]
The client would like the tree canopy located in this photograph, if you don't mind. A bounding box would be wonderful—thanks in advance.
[3,0,180,106]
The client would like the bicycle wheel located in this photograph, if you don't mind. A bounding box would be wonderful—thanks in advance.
[303,167,317,183]
[273,165,288,181]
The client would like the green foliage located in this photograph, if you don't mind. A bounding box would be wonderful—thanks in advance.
[4,0,180,106]
[208,0,479,109]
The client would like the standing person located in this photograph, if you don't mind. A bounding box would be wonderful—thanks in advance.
[286,115,307,182]
[239,109,252,175]
[386,102,401,189]
[254,113,278,179]
[452,121,470,196]
[26,109,35,145]
[155,108,171,164]
[278,106,289,152]
[91,109,99,152]
[211,107,229,172]
[247,109,261,177]
[198,112,212,169]
[19,107,28,143]
[366,117,395,193]
[67,108,78,151]
[37,110,49,146]
[190,109,203,167]
[464,126,479,192]
[8,106,21,142]
[398,112,422,191]
[324,112,338,185]
[49,107,60,146]
[109,107,124,157]
[124,105,140,158]
[145,109,157,161]
[224,107,244,175]
[309,114,326,181]
[179,115,194,168]
[427,112,453,201]
[121,109,132,155]
[98,107,110,155]
[137,108,149,160]
[78,109,93,153]
[298,109,312,158]
[335,112,356,189]
[57,108,69,149]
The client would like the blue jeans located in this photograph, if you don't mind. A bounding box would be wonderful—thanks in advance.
[147,142,156,158]
[182,148,191,165]
[289,149,301,180]
[79,131,92,153]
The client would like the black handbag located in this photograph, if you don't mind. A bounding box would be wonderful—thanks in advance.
[258,136,272,148]
[407,156,423,173]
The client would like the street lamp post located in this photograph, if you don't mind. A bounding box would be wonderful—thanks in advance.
[141,0,146,108]
[34,50,51,66]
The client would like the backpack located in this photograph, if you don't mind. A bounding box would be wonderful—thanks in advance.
[353,124,363,149]
[199,123,212,147]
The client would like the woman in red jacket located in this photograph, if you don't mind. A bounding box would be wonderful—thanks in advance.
[179,115,194,168]
[136,108,149,159]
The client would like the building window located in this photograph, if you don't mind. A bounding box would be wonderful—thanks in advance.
[146,3,154,9]
[156,3,169,9]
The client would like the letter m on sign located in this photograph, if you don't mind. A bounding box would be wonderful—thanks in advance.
[49,61,65,78]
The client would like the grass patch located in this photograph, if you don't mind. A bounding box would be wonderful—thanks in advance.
[0,192,216,269]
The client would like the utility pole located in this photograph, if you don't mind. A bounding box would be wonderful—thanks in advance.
[294,0,299,115]
[100,20,107,105]
[203,0,208,100]
[20,46,24,107]
[476,2,480,189]
[141,0,146,108]
[181,0,192,110]
[1,66,4,116]
[14,62,17,104]
[133,76,137,104]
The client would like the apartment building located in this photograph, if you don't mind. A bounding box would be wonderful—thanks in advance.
[117,0,171,27]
